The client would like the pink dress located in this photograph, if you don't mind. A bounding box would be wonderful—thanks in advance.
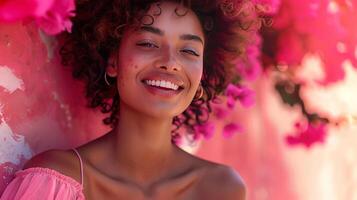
[0,149,86,200]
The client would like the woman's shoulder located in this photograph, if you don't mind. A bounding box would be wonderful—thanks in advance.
[194,158,246,199]
[0,149,85,200]
[22,148,82,184]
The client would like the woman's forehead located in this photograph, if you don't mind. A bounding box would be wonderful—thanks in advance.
[139,2,205,39]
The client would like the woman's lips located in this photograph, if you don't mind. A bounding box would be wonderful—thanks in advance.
[141,73,185,89]
[141,81,183,98]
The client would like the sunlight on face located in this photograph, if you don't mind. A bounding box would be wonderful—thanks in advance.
[112,2,205,118]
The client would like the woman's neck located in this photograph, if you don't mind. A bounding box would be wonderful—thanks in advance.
[107,102,181,186]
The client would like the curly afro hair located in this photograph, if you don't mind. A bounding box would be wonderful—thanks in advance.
[59,0,262,141]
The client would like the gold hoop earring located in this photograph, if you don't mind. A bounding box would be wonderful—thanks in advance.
[194,84,204,100]
[104,73,111,86]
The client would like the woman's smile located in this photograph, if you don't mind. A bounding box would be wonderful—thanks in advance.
[142,81,184,98]
[140,71,186,99]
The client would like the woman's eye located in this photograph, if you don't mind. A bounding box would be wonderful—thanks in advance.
[136,42,158,48]
[182,49,200,57]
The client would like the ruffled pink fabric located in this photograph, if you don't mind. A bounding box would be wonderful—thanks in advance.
[0,167,85,200]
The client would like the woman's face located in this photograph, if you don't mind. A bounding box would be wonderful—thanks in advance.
[108,1,205,119]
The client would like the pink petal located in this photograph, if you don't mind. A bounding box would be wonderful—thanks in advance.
[276,31,305,66]
[225,83,243,98]
[235,36,263,81]
[35,0,75,35]
[236,59,262,81]
[238,87,255,107]
[226,96,236,109]
[213,104,231,119]
[193,122,216,140]
[0,0,54,21]
[223,123,243,138]
[285,121,328,148]
[225,84,255,108]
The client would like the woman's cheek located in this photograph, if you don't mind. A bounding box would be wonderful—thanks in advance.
[116,61,136,88]
[187,61,203,82]
[185,65,203,99]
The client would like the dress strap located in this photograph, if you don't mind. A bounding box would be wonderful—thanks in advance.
[72,148,84,185]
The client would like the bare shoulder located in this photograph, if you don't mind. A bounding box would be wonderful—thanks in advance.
[23,149,81,183]
[197,162,246,200]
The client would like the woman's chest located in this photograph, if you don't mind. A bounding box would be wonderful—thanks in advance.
[84,187,198,200]
[82,169,202,200]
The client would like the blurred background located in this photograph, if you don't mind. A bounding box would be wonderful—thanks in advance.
[1,0,357,199]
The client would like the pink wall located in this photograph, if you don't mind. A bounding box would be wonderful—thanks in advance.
[0,22,111,192]
[1,22,357,199]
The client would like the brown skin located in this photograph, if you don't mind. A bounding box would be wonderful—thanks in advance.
[24,2,246,199]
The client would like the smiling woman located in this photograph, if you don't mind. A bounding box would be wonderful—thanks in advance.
[0,0,261,199]
[59,0,261,139]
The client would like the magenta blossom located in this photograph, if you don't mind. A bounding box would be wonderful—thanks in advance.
[236,34,263,81]
[212,103,231,119]
[236,48,262,81]
[0,0,53,21]
[193,122,216,140]
[285,121,328,148]
[236,61,262,81]
[276,30,305,66]
[272,0,357,84]
[35,0,75,35]
[223,122,243,138]
[225,83,255,109]
[0,0,75,35]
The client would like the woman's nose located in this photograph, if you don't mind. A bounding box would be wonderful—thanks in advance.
[156,47,182,72]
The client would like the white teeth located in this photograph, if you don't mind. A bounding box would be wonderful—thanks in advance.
[160,81,165,88]
[144,79,180,90]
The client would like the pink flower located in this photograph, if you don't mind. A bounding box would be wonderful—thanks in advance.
[285,121,328,148]
[225,84,255,109]
[35,0,75,35]
[223,122,243,138]
[212,103,231,119]
[0,0,75,35]
[193,122,216,140]
[276,31,305,66]
[271,0,357,84]
[236,54,262,81]
[0,0,53,21]
[236,34,263,81]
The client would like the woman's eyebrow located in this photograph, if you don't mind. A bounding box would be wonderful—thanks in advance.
[139,26,164,36]
[138,26,204,45]
[180,34,204,45]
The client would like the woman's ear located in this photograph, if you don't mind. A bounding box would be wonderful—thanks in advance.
[106,58,118,77]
